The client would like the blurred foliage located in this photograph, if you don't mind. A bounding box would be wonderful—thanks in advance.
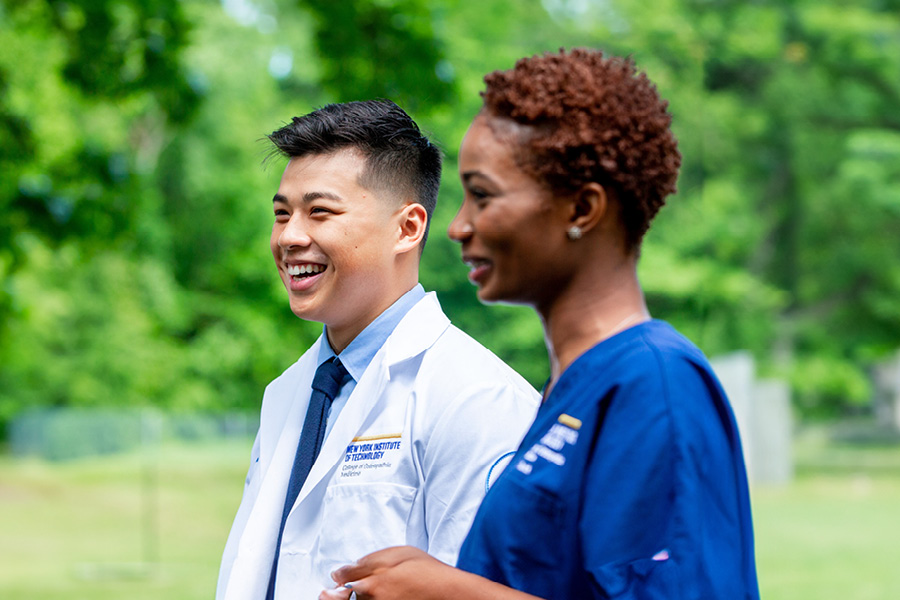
[1,0,899,428]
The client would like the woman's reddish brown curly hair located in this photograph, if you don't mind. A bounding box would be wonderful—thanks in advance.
[481,48,681,250]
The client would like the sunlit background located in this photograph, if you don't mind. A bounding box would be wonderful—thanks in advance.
[1,0,899,598]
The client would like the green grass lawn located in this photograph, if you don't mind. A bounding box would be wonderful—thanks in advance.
[0,440,251,600]
[1,435,899,599]
[754,473,900,600]
[753,430,900,600]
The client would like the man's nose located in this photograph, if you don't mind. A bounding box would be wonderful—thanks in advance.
[279,215,312,248]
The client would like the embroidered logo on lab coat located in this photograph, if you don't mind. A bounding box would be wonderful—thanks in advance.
[516,414,581,475]
[485,451,516,492]
[340,433,402,478]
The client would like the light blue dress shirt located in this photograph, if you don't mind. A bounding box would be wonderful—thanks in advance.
[317,284,426,437]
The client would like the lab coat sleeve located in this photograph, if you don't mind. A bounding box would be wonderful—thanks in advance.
[419,380,536,566]
[216,431,262,600]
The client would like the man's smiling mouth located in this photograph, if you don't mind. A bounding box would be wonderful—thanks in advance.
[287,264,326,280]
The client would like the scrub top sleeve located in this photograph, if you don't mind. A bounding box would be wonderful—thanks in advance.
[579,380,682,598]
[420,381,536,566]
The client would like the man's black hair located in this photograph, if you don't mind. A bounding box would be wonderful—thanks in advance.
[268,99,442,247]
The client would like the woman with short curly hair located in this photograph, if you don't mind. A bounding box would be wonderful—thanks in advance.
[322,48,760,600]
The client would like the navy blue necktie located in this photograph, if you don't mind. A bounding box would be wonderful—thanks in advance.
[266,357,349,600]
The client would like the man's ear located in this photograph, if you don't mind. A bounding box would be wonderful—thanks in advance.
[396,202,428,254]
[568,182,608,234]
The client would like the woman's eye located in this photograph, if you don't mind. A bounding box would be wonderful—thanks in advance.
[468,188,492,207]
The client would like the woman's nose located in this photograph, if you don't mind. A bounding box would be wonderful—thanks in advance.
[447,205,473,243]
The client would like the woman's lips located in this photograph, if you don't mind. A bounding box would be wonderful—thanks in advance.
[464,257,491,285]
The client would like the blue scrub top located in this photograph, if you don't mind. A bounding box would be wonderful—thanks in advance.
[456,320,759,599]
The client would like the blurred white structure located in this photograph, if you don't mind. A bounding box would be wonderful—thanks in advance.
[873,351,900,432]
[711,352,793,485]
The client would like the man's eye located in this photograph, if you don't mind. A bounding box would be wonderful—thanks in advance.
[310,206,332,215]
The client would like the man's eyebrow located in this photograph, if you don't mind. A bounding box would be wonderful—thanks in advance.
[303,191,344,203]
[272,191,344,203]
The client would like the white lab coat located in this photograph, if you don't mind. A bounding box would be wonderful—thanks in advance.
[217,292,539,600]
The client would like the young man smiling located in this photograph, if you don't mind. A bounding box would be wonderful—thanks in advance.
[216,100,539,600]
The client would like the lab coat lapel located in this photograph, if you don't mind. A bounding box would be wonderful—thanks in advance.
[381,292,450,365]
[224,340,323,600]
[289,293,450,510]
[226,293,451,598]
[295,357,389,502]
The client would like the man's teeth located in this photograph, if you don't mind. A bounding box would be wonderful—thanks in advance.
[287,264,325,277]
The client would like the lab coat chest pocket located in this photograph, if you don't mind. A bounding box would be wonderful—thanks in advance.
[317,482,418,569]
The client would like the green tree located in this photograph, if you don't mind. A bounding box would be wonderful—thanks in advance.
[603,0,900,414]
[0,0,459,426]
[3,0,899,426]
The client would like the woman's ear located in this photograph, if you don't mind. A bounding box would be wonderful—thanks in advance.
[568,182,608,235]
[396,202,428,254]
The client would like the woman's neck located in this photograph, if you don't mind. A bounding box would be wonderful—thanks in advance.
[539,256,649,395]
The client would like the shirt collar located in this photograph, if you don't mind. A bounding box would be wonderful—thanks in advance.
[318,284,426,383]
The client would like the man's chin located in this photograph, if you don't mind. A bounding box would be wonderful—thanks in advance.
[287,298,322,323]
